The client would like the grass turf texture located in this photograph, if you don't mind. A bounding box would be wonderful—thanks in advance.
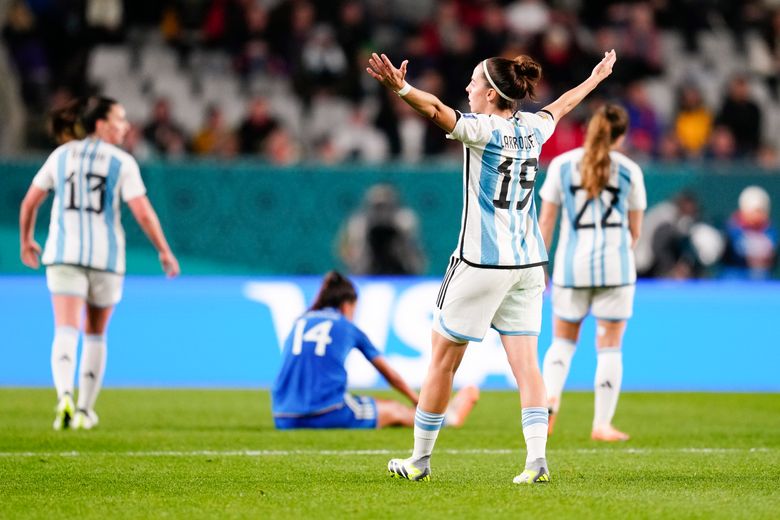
[1,390,778,519]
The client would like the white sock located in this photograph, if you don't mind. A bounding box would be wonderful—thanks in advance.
[77,334,107,412]
[542,338,577,412]
[522,407,548,465]
[594,346,623,428]
[51,326,79,399]
[411,408,445,462]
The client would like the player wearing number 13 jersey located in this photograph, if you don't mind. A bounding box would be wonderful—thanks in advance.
[538,104,646,443]
[19,96,179,432]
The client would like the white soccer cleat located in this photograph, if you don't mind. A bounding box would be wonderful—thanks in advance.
[387,457,431,481]
[73,409,99,430]
[513,458,551,484]
[53,394,75,431]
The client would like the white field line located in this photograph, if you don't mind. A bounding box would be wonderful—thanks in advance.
[0,447,773,458]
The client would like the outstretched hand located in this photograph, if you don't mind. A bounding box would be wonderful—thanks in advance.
[590,49,617,83]
[366,53,408,92]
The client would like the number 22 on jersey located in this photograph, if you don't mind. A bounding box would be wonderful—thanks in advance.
[291,319,333,356]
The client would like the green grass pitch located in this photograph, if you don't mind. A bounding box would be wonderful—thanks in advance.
[1,389,778,519]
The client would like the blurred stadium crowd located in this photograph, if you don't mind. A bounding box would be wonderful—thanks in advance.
[2,0,780,166]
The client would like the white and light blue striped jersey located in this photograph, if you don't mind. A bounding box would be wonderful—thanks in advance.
[447,110,556,268]
[32,137,146,274]
[539,147,647,288]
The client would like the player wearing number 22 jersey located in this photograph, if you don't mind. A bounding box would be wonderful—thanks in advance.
[539,136,646,288]
[538,104,646,443]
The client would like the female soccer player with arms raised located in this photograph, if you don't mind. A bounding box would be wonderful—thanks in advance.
[19,97,179,430]
[366,49,616,483]
[538,104,646,441]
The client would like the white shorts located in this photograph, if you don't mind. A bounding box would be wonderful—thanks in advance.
[552,285,635,323]
[432,257,545,343]
[46,264,124,307]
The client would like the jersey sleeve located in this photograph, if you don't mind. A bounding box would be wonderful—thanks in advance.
[351,325,381,361]
[524,110,556,144]
[446,112,494,147]
[31,149,61,191]
[538,157,563,204]
[119,156,147,202]
[628,165,647,211]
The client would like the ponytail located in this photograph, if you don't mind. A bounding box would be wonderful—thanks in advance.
[483,55,542,111]
[310,271,357,311]
[580,104,629,199]
[48,96,117,144]
[49,99,85,144]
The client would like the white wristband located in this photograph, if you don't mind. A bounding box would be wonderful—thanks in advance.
[396,82,412,97]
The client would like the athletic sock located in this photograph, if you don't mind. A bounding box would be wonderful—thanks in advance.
[594,346,623,428]
[522,407,549,465]
[542,338,577,412]
[411,408,445,462]
[51,326,79,399]
[77,334,107,412]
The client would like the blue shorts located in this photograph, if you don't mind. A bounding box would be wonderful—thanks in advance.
[273,395,378,430]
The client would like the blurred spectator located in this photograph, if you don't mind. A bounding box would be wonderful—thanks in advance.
[673,84,713,159]
[722,186,777,280]
[339,184,426,275]
[473,1,509,59]
[3,0,50,109]
[238,97,279,155]
[505,0,550,40]
[263,127,300,165]
[530,24,584,93]
[191,104,235,158]
[297,24,348,98]
[123,123,154,162]
[705,125,738,162]
[330,106,389,163]
[635,191,724,279]
[613,2,663,82]
[715,75,762,158]
[623,81,661,158]
[142,98,187,157]
[656,132,684,163]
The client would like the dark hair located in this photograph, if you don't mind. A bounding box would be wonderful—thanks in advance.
[310,271,357,311]
[581,104,629,199]
[49,96,118,144]
[483,55,543,111]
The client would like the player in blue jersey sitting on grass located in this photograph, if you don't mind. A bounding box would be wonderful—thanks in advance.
[271,271,479,430]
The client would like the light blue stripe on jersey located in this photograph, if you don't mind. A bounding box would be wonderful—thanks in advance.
[85,140,101,267]
[55,149,68,263]
[532,128,547,261]
[561,161,577,286]
[478,131,503,264]
[514,125,531,264]
[618,166,631,285]
[590,198,597,286]
[507,127,524,264]
[530,194,548,261]
[599,195,607,286]
[105,155,122,272]
[76,140,92,265]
